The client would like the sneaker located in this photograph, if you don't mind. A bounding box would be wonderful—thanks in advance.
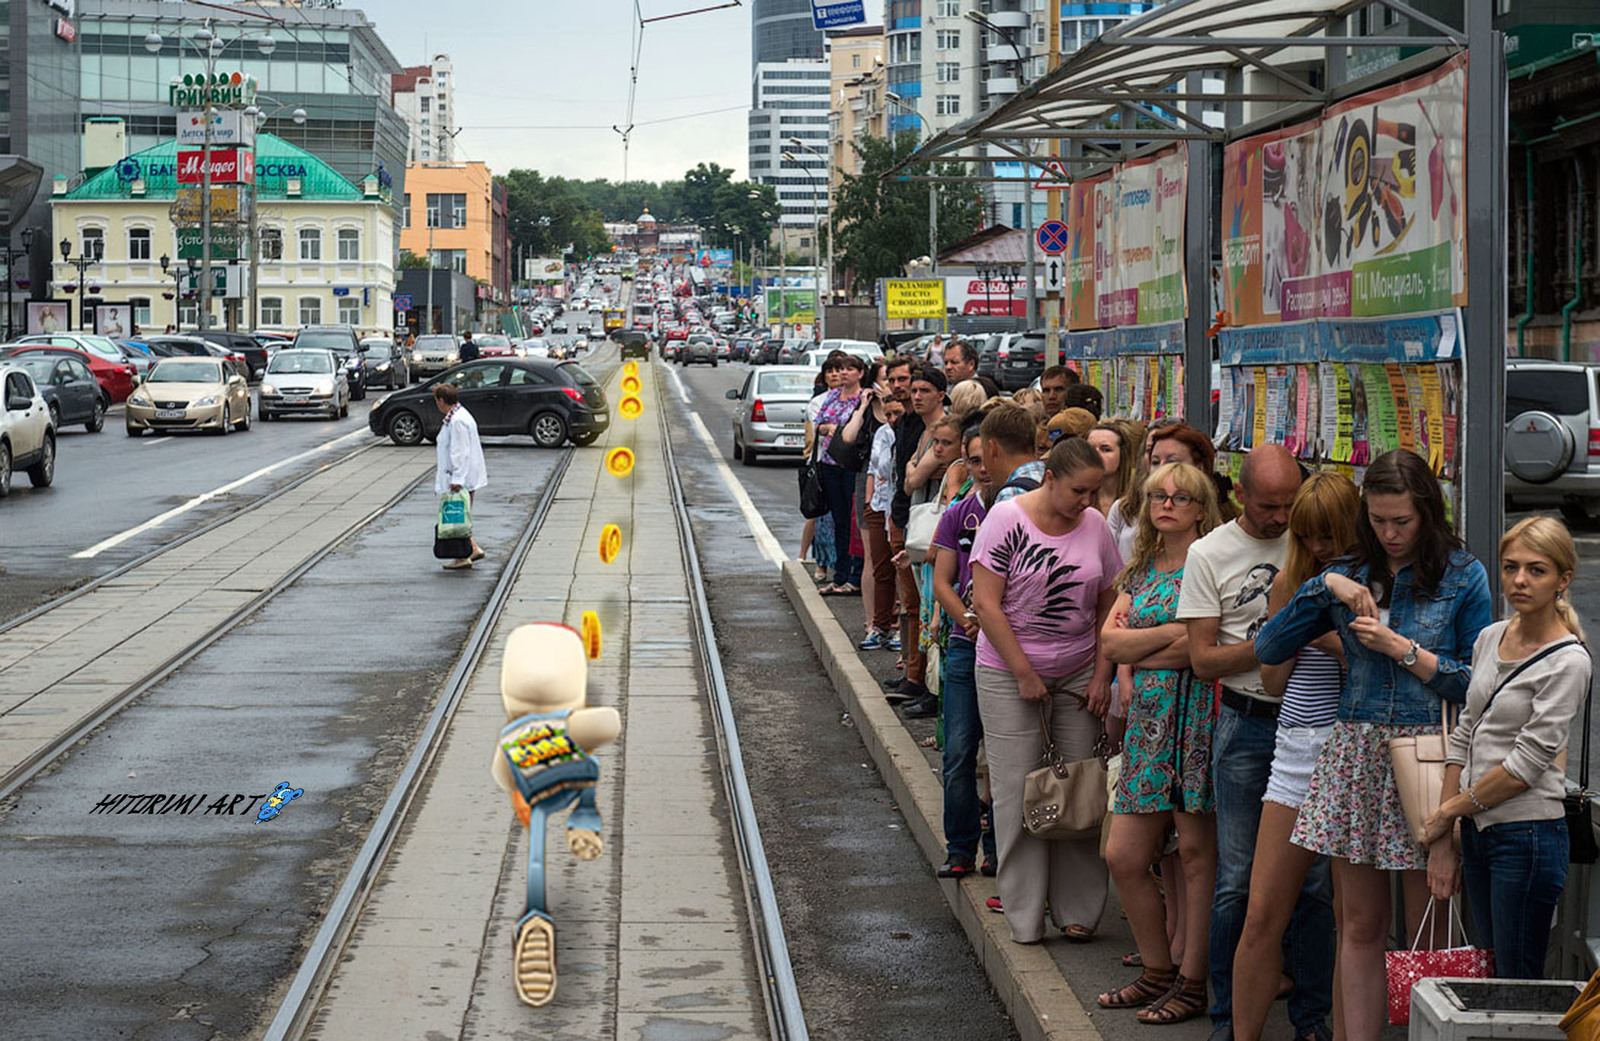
[986,896,1004,913]
[885,680,926,704]
[901,692,939,718]
[886,630,902,651]
[980,858,997,878]
[882,674,912,693]
[936,856,975,878]
[859,628,884,650]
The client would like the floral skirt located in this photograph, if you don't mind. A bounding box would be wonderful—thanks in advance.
[1290,720,1436,871]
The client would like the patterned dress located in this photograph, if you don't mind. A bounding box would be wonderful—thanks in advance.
[1113,563,1217,815]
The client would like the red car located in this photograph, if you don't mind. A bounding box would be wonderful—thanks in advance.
[473,334,517,358]
[0,344,135,403]
[665,326,689,341]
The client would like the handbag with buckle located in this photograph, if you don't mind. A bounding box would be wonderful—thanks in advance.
[1023,698,1109,842]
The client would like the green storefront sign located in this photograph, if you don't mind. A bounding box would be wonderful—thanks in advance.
[169,71,258,109]
[175,225,243,261]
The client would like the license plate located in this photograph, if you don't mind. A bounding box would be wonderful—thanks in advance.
[155,409,186,419]
[282,393,307,400]
[1010,360,1031,368]
[779,434,803,447]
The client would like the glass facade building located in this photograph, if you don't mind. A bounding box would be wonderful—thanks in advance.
[752,0,824,98]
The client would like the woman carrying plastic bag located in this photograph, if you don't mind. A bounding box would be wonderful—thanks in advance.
[435,382,487,570]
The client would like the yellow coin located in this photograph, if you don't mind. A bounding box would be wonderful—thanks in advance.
[599,524,621,564]
[581,611,602,660]
[619,395,643,420]
[605,446,635,477]
[623,360,639,377]
[621,374,642,395]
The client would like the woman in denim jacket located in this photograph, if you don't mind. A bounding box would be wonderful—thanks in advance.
[1255,450,1492,1041]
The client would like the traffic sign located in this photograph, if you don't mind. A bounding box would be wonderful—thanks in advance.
[1036,220,1069,256]
[1044,256,1064,294]
[393,294,413,313]
[1033,159,1072,191]
[811,0,865,29]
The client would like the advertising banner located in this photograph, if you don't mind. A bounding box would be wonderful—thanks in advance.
[94,304,132,338]
[696,248,733,268]
[176,149,255,185]
[174,186,247,223]
[175,224,243,260]
[177,110,256,149]
[524,257,565,281]
[1066,146,1187,330]
[884,279,947,319]
[27,301,68,335]
[1221,53,1467,325]
[944,275,1024,316]
[765,287,816,323]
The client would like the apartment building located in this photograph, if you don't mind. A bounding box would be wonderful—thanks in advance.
[392,55,457,163]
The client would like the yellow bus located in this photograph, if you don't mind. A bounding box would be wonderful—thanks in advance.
[603,308,625,332]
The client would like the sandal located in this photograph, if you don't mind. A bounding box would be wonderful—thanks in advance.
[1122,952,1144,968]
[1098,966,1177,1010]
[1136,974,1207,1025]
[1063,923,1095,943]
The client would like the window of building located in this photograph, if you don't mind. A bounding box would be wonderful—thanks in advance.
[402,193,410,229]
[337,297,361,326]
[420,97,430,112]
[937,0,959,15]
[128,297,151,329]
[80,227,104,259]
[426,193,467,229]
[936,29,960,50]
[431,249,466,273]
[936,94,961,116]
[260,297,283,326]
[299,228,322,261]
[179,301,198,328]
[852,53,860,68]
[299,297,322,326]
[337,229,360,262]
[936,61,960,83]
[126,227,151,261]
[1034,23,1047,45]
[260,228,283,261]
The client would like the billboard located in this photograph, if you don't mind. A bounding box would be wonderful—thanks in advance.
[174,185,247,223]
[176,224,243,260]
[176,149,255,185]
[177,110,256,149]
[1067,146,1187,330]
[524,257,564,281]
[884,279,946,319]
[95,304,132,338]
[765,287,816,323]
[946,276,1026,316]
[1220,53,1466,325]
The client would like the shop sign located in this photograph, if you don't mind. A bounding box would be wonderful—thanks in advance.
[177,110,256,149]
[175,224,243,260]
[54,18,75,41]
[176,149,256,185]
[169,72,258,109]
[174,185,248,223]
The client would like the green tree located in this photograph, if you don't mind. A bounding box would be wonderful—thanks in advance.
[398,250,429,270]
[832,135,983,291]
[499,169,610,261]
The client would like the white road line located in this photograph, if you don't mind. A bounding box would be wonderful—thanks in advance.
[665,363,692,404]
[685,410,787,566]
[140,435,180,446]
[72,428,372,559]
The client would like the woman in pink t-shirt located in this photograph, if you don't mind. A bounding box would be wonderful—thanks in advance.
[970,435,1123,945]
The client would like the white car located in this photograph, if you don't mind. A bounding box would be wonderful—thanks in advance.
[0,363,56,496]
[258,349,351,421]
[518,338,551,359]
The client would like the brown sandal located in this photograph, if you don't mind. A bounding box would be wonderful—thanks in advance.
[1097,967,1177,1010]
[1136,974,1207,1025]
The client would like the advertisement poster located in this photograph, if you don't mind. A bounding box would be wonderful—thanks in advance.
[95,304,132,338]
[884,279,947,320]
[1067,149,1186,329]
[1221,53,1467,324]
[27,301,67,334]
[1066,174,1103,328]
[945,276,1025,316]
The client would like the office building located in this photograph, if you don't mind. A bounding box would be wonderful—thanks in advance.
[392,54,456,163]
[748,58,830,237]
[398,161,510,321]
[751,0,825,75]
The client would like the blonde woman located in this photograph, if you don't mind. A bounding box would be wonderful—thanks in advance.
[949,379,987,422]
[1423,516,1591,980]
[1098,463,1222,1024]
[1090,418,1145,558]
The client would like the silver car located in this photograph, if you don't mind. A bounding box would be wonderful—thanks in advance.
[1504,360,1600,524]
[727,367,820,466]
[258,348,350,420]
[409,334,460,378]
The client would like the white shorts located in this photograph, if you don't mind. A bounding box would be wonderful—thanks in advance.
[1262,723,1334,810]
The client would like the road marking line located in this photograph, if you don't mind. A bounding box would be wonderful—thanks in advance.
[684,410,787,566]
[140,436,180,447]
[665,364,692,404]
[72,428,372,559]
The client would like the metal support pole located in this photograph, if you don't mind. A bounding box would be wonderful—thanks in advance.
[200,27,214,332]
[1183,138,1213,426]
[426,223,435,335]
[1462,2,1507,572]
[1022,141,1036,328]
[929,183,938,275]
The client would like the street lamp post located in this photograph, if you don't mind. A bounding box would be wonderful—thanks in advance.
[58,236,104,332]
[788,137,832,334]
[964,11,1036,326]
[885,92,939,276]
[4,227,35,340]
[242,101,306,333]
[782,149,824,340]
[160,254,183,329]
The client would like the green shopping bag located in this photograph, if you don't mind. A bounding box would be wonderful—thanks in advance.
[438,491,473,539]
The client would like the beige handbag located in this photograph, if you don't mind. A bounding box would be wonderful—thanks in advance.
[1023,700,1109,841]
[1387,700,1453,848]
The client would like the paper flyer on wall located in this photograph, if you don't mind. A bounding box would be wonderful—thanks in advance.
[1419,365,1444,474]
[1388,364,1413,453]
[1215,365,1237,446]
[1364,363,1396,462]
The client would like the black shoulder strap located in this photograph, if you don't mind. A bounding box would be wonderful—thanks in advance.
[1001,475,1041,495]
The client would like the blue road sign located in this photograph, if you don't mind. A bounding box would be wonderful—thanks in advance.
[393,293,413,312]
[812,0,866,29]
[1036,220,1069,255]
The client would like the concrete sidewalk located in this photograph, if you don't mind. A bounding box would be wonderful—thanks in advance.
[0,447,433,780]
[308,362,767,1040]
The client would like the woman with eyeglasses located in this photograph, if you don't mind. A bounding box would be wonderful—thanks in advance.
[1098,463,1223,1024]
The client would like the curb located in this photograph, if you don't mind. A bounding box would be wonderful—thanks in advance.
[779,560,1101,1041]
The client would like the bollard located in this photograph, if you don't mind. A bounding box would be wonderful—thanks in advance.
[623,360,638,378]
[598,524,621,564]
[604,447,634,477]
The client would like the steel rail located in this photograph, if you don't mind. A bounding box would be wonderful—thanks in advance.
[0,456,432,802]
[654,367,810,1040]
[261,447,575,1041]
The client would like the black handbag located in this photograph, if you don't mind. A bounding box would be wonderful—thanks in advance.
[798,438,829,519]
[433,524,474,560]
[1568,660,1598,864]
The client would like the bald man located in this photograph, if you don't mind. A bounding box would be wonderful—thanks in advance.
[1174,445,1330,1041]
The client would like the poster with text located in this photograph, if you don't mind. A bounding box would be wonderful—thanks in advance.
[1221,53,1466,325]
[1068,148,1186,330]
[1066,174,1103,328]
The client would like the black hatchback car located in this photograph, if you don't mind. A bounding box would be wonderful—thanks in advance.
[369,357,609,449]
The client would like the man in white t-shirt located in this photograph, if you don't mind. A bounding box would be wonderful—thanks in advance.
[1175,445,1331,1041]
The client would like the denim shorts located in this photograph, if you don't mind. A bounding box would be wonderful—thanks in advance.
[1262,724,1334,810]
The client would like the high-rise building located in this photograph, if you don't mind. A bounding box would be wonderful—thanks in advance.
[751,0,825,79]
[829,28,885,192]
[748,58,831,236]
[392,55,456,163]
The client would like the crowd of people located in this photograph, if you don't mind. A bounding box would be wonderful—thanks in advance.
[796,336,1593,1040]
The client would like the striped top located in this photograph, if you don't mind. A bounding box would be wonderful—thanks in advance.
[1278,645,1343,729]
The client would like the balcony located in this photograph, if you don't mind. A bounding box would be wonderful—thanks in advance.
[983,40,1025,64]
[984,8,1029,31]
[986,76,1020,95]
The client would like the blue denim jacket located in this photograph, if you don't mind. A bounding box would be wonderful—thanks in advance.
[1254,550,1492,725]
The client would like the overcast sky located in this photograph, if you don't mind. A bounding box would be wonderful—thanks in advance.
[371,0,757,184]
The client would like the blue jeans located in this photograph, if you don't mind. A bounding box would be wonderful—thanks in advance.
[819,463,861,586]
[942,639,995,863]
[1209,703,1335,1033]
[1461,817,1568,979]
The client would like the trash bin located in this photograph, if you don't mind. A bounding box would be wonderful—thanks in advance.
[1410,978,1583,1041]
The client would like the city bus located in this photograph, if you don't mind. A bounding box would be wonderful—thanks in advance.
[603,308,625,332]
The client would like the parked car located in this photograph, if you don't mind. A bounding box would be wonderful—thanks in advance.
[136,335,248,381]
[0,363,56,495]
[6,353,106,432]
[999,329,1051,392]
[370,358,610,449]
[1504,360,1600,524]
[409,334,460,377]
[258,349,350,421]
[0,342,137,404]
[125,357,252,436]
[796,343,882,370]
[292,325,361,358]
[727,367,820,466]
[197,330,269,381]
[474,333,517,358]
[12,334,143,400]
[972,334,999,380]
[681,336,717,367]
[359,337,410,389]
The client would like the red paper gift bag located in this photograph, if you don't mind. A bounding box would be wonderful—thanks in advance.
[1385,898,1493,1026]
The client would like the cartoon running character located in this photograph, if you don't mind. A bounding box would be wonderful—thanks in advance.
[491,622,621,1007]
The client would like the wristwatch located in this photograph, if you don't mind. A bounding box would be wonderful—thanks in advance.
[1399,640,1420,667]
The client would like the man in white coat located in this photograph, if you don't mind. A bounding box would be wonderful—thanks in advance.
[434,382,488,569]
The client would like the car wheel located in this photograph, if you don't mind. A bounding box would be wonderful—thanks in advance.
[26,434,54,488]
[0,441,10,496]
[126,423,141,437]
[741,445,758,467]
[1561,501,1595,529]
[387,410,425,446]
[1505,410,1574,484]
[86,398,105,433]
[217,403,231,436]
[530,411,568,448]
[48,402,60,429]
[732,437,743,461]
[339,396,350,419]
[237,401,251,431]
[570,432,599,447]
[260,410,275,422]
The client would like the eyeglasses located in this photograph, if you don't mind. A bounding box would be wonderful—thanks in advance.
[1151,491,1195,507]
